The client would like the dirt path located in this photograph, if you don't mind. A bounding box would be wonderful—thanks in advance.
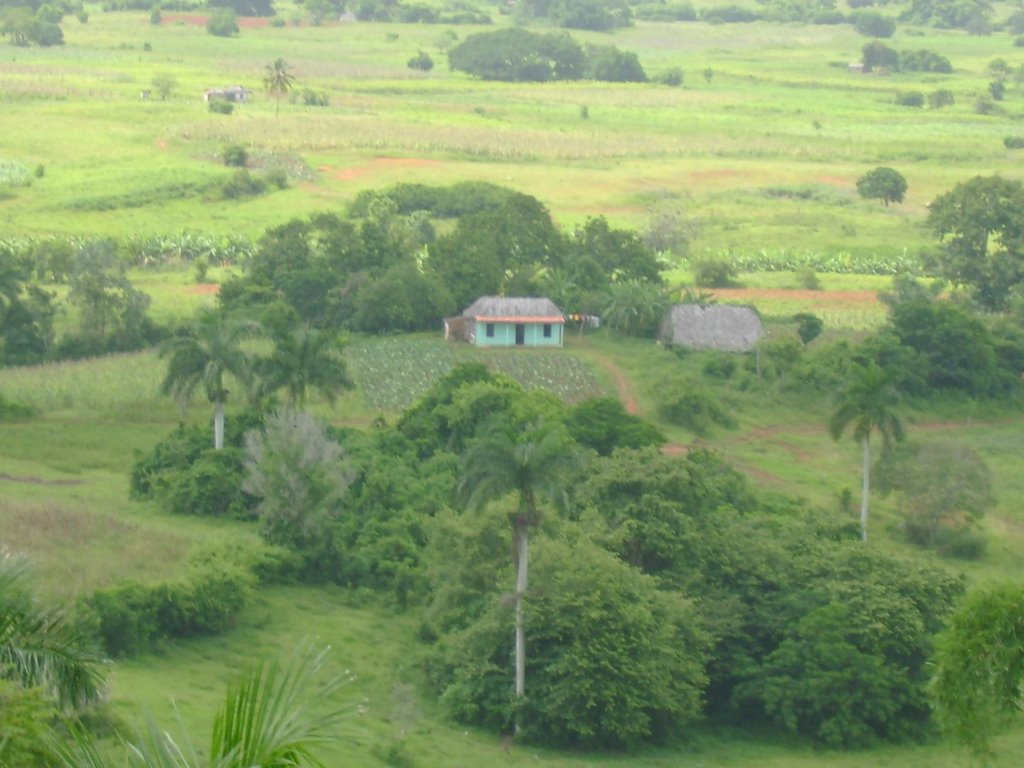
[590,353,639,415]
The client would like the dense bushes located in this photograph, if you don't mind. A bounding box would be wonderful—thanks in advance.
[84,560,255,657]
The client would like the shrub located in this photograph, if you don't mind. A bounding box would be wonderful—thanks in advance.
[407,50,434,71]
[222,143,248,167]
[928,89,955,108]
[265,168,289,189]
[794,312,825,345]
[206,8,238,36]
[656,380,736,435]
[154,447,255,519]
[853,10,895,37]
[692,256,738,287]
[701,352,738,379]
[700,4,759,23]
[208,99,233,114]
[894,91,924,107]
[655,66,684,86]
[1005,137,1024,149]
[149,4,161,23]
[988,80,1006,101]
[899,49,952,73]
[222,169,266,199]
[84,562,255,657]
[564,397,664,455]
[294,88,329,106]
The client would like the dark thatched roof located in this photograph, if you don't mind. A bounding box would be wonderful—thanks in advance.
[462,296,565,323]
[659,304,763,352]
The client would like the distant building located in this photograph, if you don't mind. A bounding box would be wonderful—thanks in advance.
[446,296,565,347]
[659,304,763,352]
[203,85,252,103]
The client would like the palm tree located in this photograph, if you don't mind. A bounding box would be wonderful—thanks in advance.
[263,58,295,118]
[458,420,583,720]
[829,362,905,541]
[255,325,353,408]
[160,310,256,450]
[0,552,104,710]
[55,643,356,768]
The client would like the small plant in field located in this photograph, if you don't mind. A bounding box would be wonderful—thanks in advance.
[656,66,683,86]
[894,91,924,108]
[407,51,434,71]
[265,168,289,190]
[579,104,589,119]
[703,67,713,82]
[194,256,210,283]
[796,265,821,290]
[692,256,739,288]
[988,80,1006,101]
[928,89,954,108]
[208,99,234,115]
[222,170,266,199]
[1005,137,1024,149]
[222,143,248,168]
[34,164,44,178]
[149,5,160,24]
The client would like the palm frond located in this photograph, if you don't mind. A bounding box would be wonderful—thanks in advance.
[209,642,357,768]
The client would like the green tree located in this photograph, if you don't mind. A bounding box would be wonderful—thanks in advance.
[927,175,1024,311]
[263,57,295,117]
[829,362,905,541]
[160,310,256,450]
[243,410,354,577]
[255,325,352,407]
[55,643,355,768]
[861,40,899,71]
[0,553,104,710]
[206,8,239,37]
[931,583,1024,758]
[857,167,907,206]
[458,420,583,722]
[151,73,177,100]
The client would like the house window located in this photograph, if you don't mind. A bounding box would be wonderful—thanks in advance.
[543,323,552,338]
[486,323,495,338]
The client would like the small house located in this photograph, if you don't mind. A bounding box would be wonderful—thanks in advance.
[203,85,252,103]
[446,296,565,347]
[659,304,763,352]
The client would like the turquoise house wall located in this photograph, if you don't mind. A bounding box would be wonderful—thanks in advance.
[473,321,563,347]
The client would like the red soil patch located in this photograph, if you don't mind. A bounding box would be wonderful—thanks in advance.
[160,13,269,27]
[189,284,220,295]
[325,157,442,182]
[709,288,880,304]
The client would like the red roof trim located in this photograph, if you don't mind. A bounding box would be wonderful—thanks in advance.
[473,316,565,323]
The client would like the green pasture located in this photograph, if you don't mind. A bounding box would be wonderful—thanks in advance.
[1,8,1021,260]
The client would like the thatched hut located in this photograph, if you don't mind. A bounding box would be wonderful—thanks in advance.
[659,304,763,352]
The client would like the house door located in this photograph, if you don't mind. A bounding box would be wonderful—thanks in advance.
[515,324,525,345]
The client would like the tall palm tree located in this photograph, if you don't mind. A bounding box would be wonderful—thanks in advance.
[263,58,295,118]
[255,325,353,408]
[0,552,104,710]
[829,362,905,541]
[458,420,582,720]
[160,310,256,450]
[55,643,356,768]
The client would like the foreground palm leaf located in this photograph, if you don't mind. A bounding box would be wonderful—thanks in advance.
[0,552,104,710]
[56,643,356,768]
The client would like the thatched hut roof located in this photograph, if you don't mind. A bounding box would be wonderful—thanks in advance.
[462,296,565,323]
[660,304,763,352]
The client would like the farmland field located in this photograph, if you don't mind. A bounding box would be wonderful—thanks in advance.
[1,4,1021,264]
